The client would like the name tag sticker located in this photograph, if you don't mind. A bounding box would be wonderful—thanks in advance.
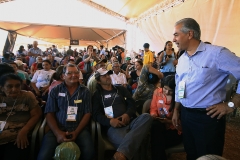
[178,81,185,99]
[0,121,6,132]
[66,115,76,121]
[158,100,164,104]
[67,106,78,115]
[58,93,65,97]
[74,100,82,104]
[104,106,114,118]
[105,94,111,99]
[0,103,6,107]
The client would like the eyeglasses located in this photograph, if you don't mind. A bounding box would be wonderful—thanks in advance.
[65,71,80,76]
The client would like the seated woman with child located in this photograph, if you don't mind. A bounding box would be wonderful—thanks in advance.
[150,75,182,160]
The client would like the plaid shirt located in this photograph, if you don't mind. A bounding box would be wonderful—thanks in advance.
[45,83,91,131]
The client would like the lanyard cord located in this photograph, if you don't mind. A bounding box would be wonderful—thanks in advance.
[66,91,80,107]
[101,89,118,108]
[3,96,18,122]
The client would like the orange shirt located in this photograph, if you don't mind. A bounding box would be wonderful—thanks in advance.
[150,87,175,130]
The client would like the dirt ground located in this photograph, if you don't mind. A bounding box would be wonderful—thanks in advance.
[169,114,240,160]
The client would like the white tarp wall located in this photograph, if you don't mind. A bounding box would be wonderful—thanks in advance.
[125,24,154,57]
[137,0,240,56]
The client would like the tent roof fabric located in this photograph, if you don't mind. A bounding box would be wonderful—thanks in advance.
[0,21,125,44]
[89,0,164,18]
[0,0,13,3]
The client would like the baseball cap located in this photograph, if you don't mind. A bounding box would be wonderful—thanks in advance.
[95,68,113,79]
[125,57,131,61]
[14,60,23,67]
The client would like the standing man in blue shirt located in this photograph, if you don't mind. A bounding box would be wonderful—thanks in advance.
[172,18,240,160]
[28,41,42,67]
[37,63,94,160]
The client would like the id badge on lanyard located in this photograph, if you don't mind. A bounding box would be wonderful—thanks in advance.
[104,106,114,118]
[66,106,78,121]
[178,81,185,99]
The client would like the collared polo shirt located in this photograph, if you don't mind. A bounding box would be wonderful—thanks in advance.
[110,72,127,85]
[45,83,92,131]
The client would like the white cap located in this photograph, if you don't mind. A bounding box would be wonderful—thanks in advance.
[95,68,112,79]
[14,60,23,67]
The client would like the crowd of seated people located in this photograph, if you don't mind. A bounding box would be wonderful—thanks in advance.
[0,26,237,160]
[0,41,179,160]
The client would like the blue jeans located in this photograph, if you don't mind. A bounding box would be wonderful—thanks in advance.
[37,129,94,160]
[107,113,153,159]
[181,106,226,160]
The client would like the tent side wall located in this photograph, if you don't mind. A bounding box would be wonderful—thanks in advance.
[137,0,240,56]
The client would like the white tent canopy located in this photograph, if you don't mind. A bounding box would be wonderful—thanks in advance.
[0,21,125,44]
[0,0,126,30]
[0,0,127,47]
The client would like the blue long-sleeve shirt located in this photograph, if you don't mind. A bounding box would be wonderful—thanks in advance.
[175,41,240,108]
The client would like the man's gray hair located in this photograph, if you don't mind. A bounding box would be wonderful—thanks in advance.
[175,18,201,40]
[33,41,38,44]
[63,63,79,74]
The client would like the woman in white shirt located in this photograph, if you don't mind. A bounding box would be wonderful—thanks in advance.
[31,59,55,100]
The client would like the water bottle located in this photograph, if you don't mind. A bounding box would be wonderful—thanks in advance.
[158,108,166,118]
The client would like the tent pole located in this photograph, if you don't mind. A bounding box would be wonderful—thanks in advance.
[69,27,72,40]
[3,31,17,53]
[112,30,124,44]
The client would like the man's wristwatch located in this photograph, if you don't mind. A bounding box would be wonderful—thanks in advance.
[227,102,236,110]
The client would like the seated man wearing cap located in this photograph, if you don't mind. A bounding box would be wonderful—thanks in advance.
[92,68,153,160]
[8,62,26,84]
[14,60,30,81]
[143,43,154,65]
[110,62,128,88]
[120,57,134,71]
[87,58,108,94]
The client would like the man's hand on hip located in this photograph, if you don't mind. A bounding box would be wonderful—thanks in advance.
[206,103,234,119]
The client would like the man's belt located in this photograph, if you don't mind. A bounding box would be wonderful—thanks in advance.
[183,107,207,113]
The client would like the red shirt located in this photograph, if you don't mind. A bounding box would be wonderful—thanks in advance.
[78,61,84,70]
